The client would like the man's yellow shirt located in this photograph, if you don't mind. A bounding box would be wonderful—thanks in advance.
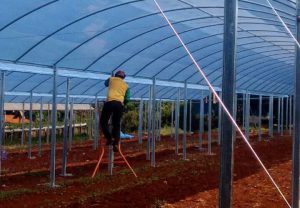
[107,77,128,104]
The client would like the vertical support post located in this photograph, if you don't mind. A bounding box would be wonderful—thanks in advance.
[281,97,284,136]
[171,101,174,138]
[199,91,204,149]
[46,104,50,144]
[269,95,274,138]
[50,67,58,188]
[243,93,246,130]
[232,93,237,142]
[157,100,162,141]
[245,93,250,140]
[290,95,293,135]
[258,95,262,141]
[68,99,73,150]
[28,91,33,159]
[183,82,187,160]
[38,97,43,157]
[175,88,180,155]
[0,71,5,177]
[269,95,274,137]
[208,92,212,154]
[218,91,222,144]
[62,78,70,176]
[292,2,300,206]
[219,0,237,207]
[286,97,289,131]
[108,145,114,175]
[138,99,144,144]
[21,102,25,146]
[93,96,99,150]
[151,78,156,167]
[189,99,192,135]
[144,101,148,134]
[147,86,152,160]
[278,97,281,134]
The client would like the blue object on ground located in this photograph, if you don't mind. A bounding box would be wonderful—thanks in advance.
[1,150,7,160]
[120,132,134,139]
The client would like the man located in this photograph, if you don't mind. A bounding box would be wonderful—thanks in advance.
[100,70,130,152]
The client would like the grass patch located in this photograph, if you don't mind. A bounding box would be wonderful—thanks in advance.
[0,188,35,200]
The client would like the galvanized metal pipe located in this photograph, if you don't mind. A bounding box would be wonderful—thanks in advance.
[219,0,237,206]
[138,99,143,144]
[50,67,57,188]
[183,82,187,160]
[281,97,284,136]
[0,71,5,176]
[93,97,99,150]
[199,91,204,149]
[175,88,180,155]
[286,97,289,131]
[269,95,274,138]
[147,86,152,160]
[28,91,33,159]
[290,95,292,135]
[277,97,281,134]
[62,78,70,176]
[171,101,174,138]
[233,93,237,142]
[208,92,212,154]
[46,104,50,144]
[218,92,222,144]
[158,100,162,141]
[68,100,73,150]
[38,98,43,157]
[245,93,250,140]
[189,99,192,135]
[258,95,262,141]
[21,102,25,146]
[292,2,300,205]
[151,78,156,167]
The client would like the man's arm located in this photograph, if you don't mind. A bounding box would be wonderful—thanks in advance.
[104,78,110,87]
[124,88,130,105]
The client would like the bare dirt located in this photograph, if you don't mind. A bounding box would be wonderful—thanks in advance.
[0,132,292,207]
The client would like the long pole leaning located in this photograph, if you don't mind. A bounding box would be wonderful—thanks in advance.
[219,0,237,207]
[292,2,300,207]
[50,67,58,188]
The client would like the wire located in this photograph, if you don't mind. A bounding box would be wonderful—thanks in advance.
[264,0,300,48]
[153,0,291,207]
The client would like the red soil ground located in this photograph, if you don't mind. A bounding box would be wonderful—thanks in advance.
[0,133,292,207]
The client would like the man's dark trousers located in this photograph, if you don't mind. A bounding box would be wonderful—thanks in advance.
[100,100,124,146]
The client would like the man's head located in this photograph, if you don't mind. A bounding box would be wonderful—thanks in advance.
[115,70,126,79]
